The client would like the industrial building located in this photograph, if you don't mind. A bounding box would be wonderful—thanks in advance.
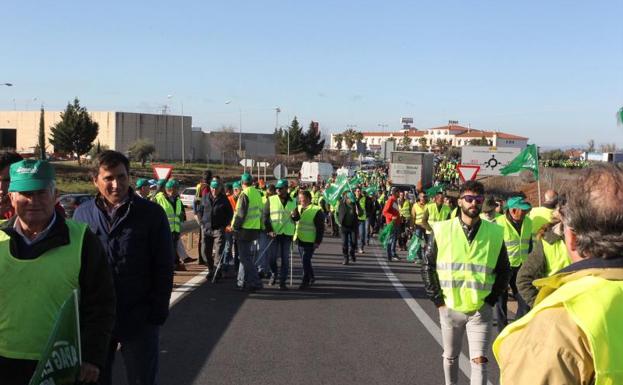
[0,111,275,161]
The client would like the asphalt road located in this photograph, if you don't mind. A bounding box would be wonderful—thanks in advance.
[112,232,502,385]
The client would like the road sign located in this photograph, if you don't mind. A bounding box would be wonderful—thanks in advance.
[460,146,522,176]
[152,164,173,180]
[273,164,288,180]
[239,158,255,168]
[457,164,480,182]
[257,161,270,168]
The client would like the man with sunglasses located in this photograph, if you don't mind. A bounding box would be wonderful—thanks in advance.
[422,180,511,385]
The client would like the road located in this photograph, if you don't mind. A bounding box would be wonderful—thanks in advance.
[112,232,503,385]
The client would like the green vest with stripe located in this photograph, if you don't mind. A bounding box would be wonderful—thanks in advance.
[433,217,504,313]
[311,191,321,205]
[269,195,296,236]
[358,196,368,221]
[155,192,183,233]
[542,238,571,276]
[295,205,321,243]
[0,219,86,360]
[528,206,554,235]
[400,200,411,219]
[496,215,532,267]
[494,275,623,385]
[427,202,451,222]
[241,186,263,230]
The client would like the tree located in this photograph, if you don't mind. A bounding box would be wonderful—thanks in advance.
[38,106,46,160]
[87,141,110,160]
[341,128,363,152]
[302,121,325,159]
[399,132,412,150]
[286,117,305,154]
[600,143,617,153]
[587,139,595,153]
[49,98,99,164]
[469,136,490,146]
[541,149,569,161]
[212,126,239,163]
[435,138,451,153]
[128,139,156,167]
[418,137,428,151]
[334,133,343,150]
[274,127,287,154]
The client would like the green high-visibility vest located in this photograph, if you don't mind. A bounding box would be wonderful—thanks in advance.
[240,186,263,230]
[269,195,296,236]
[412,203,426,226]
[311,191,321,205]
[358,196,368,221]
[542,237,571,276]
[400,200,412,219]
[496,215,532,267]
[295,205,321,243]
[0,219,86,360]
[449,207,458,219]
[155,192,183,233]
[426,202,451,223]
[432,217,504,313]
[529,206,554,235]
[378,193,385,205]
[494,275,623,385]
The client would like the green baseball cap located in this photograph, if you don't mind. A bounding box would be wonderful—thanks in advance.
[9,159,55,192]
[506,196,532,211]
[240,173,252,184]
[232,181,241,189]
[165,178,179,189]
[275,179,288,189]
[136,178,147,188]
[210,179,220,188]
[156,178,167,187]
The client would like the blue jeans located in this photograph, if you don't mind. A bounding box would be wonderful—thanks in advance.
[237,239,262,288]
[298,244,315,284]
[386,226,398,259]
[358,219,368,249]
[101,324,160,385]
[256,232,271,274]
[341,229,356,258]
[269,235,292,285]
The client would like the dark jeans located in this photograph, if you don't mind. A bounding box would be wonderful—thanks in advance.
[270,235,292,285]
[386,225,398,259]
[298,244,315,284]
[0,356,37,385]
[495,266,530,333]
[202,228,225,272]
[237,239,262,289]
[341,229,356,259]
[198,227,206,265]
[172,232,180,264]
[100,324,160,385]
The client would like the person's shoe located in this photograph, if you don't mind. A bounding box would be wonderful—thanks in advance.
[268,276,276,286]
[357,248,364,254]
[298,282,310,290]
[279,283,288,290]
[258,271,266,279]
[175,262,187,271]
[342,257,349,265]
[310,278,316,286]
[206,270,214,280]
[352,255,357,262]
[413,259,422,267]
[183,257,197,263]
[391,256,401,262]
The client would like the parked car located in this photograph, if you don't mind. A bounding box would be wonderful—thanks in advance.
[58,193,93,218]
[180,187,197,208]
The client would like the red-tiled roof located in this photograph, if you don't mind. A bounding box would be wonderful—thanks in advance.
[426,124,472,133]
[455,131,528,140]
[496,132,529,140]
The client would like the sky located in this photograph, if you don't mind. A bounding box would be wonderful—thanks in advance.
[2,0,622,147]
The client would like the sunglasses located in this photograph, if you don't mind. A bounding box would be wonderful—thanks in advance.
[460,195,484,204]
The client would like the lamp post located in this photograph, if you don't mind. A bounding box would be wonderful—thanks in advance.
[225,100,242,157]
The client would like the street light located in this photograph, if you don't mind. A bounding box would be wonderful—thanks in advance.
[225,100,243,157]
[377,123,388,132]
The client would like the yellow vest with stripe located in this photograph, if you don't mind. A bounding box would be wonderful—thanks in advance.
[433,217,504,313]
[494,275,623,385]
[529,206,554,235]
[295,205,321,243]
[399,200,411,219]
[449,207,458,219]
[412,203,426,226]
[542,238,571,276]
[311,191,321,205]
[496,215,532,267]
[240,186,263,230]
[358,196,368,221]
[427,202,451,222]
[269,195,296,236]
[155,192,183,233]
[0,220,86,360]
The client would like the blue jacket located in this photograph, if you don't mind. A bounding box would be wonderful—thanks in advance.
[73,190,174,341]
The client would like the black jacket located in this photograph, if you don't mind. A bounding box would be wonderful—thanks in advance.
[0,215,116,369]
[337,200,362,231]
[422,217,512,308]
[199,191,233,231]
[73,190,174,342]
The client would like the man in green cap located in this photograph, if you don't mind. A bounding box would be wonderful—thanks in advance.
[231,173,263,291]
[337,191,362,265]
[135,178,150,199]
[154,178,188,270]
[198,179,233,279]
[0,159,115,384]
[494,195,533,332]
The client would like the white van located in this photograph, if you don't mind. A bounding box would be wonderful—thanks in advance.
[300,162,334,183]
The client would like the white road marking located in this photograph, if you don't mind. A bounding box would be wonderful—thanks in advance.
[372,242,493,385]
[169,268,209,307]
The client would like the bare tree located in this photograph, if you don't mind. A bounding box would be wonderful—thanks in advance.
[599,143,617,153]
[587,139,595,153]
[211,125,239,163]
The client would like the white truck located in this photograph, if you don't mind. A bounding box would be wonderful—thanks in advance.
[389,151,434,190]
[300,161,334,183]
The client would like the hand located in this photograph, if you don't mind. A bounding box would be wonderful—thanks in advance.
[225,226,232,233]
[78,362,100,383]
[437,304,446,309]
[313,243,320,250]
[268,231,276,238]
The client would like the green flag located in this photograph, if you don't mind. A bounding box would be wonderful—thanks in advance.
[500,144,539,180]
[617,107,623,126]
[29,290,81,385]
[425,184,444,197]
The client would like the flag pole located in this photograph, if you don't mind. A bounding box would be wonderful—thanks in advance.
[536,145,542,207]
